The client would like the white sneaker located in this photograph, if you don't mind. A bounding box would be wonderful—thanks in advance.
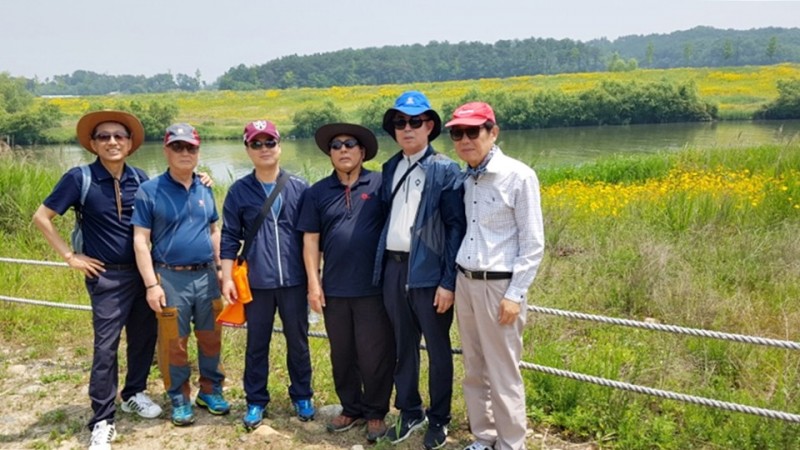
[463,442,493,450]
[121,392,162,419]
[89,419,116,450]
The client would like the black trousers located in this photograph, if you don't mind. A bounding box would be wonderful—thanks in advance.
[382,258,454,426]
[324,295,395,420]
[85,268,157,430]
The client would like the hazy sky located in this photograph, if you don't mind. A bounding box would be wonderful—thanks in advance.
[2,0,798,83]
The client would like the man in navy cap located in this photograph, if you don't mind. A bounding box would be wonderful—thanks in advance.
[132,123,228,427]
[373,91,466,449]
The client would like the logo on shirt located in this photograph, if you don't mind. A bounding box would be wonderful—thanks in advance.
[198,199,205,207]
[361,193,370,200]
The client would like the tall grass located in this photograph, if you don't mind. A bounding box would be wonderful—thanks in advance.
[2,143,800,448]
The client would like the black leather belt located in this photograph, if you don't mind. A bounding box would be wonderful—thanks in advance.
[103,263,136,271]
[155,262,214,271]
[457,264,512,280]
[385,250,409,262]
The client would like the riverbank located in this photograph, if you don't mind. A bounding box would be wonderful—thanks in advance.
[2,144,799,449]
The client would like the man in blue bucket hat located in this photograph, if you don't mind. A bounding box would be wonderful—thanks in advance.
[373,91,466,449]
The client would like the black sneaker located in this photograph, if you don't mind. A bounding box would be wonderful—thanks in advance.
[384,415,428,444]
[424,423,448,449]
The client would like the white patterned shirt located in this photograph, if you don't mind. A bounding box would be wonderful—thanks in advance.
[386,148,427,251]
[455,147,545,303]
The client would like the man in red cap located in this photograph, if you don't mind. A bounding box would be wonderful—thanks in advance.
[219,120,315,430]
[446,102,545,450]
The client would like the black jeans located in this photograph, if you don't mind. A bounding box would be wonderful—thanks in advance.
[324,295,395,420]
[382,258,454,426]
[86,268,157,430]
[243,285,313,407]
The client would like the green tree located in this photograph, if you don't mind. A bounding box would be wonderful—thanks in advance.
[0,103,63,145]
[755,78,800,119]
[0,73,34,114]
[289,101,344,138]
[645,42,654,67]
[766,36,778,60]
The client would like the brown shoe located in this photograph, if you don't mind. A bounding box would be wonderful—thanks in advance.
[366,418,388,443]
[327,414,364,433]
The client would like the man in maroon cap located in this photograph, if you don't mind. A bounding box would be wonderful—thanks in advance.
[219,120,314,430]
[446,102,545,450]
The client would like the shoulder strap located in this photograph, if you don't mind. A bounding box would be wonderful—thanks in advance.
[78,165,91,207]
[389,151,432,205]
[238,171,289,263]
[127,165,141,184]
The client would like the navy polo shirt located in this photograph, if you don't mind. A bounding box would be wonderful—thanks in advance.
[297,169,384,297]
[131,171,219,265]
[43,159,148,264]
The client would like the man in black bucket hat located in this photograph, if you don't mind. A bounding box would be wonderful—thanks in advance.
[373,91,466,449]
[297,123,395,443]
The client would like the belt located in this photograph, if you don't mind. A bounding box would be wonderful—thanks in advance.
[103,263,136,271]
[155,262,214,272]
[385,250,409,262]
[457,264,513,280]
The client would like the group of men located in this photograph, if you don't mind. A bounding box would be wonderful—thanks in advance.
[33,90,545,450]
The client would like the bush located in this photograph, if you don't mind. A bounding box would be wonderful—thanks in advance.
[755,78,800,119]
[289,101,344,138]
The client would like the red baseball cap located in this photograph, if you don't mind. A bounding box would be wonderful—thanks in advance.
[243,120,280,143]
[445,102,497,127]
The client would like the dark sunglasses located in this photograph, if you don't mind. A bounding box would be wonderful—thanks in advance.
[168,142,200,154]
[329,139,360,151]
[392,116,430,130]
[449,126,484,141]
[93,132,130,142]
[248,139,278,150]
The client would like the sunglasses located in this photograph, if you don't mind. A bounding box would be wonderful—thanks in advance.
[449,126,484,141]
[248,139,278,150]
[93,132,130,142]
[329,139,360,151]
[168,142,200,154]
[392,116,430,130]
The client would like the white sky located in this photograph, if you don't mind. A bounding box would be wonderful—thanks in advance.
[2,0,799,83]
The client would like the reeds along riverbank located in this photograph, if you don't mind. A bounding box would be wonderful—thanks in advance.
[2,143,800,449]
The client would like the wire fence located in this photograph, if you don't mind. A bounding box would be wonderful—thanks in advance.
[2,256,799,423]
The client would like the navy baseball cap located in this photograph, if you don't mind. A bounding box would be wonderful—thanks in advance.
[164,123,200,146]
[382,90,441,142]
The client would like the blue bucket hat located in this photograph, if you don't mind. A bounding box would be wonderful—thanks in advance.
[382,90,442,142]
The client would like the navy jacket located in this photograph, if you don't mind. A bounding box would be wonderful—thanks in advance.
[221,170,308,289]
[372,145,466,291]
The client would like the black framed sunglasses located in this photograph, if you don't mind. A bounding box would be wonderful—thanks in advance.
[93,132,130,142]
[329,139,360,151]
[248,139,278,150]
[449,126,484,141]
[168,142,200,154]
[392,116,430,130]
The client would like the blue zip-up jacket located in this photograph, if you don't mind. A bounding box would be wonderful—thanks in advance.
[372,145,466,291]
[221,170,308,289]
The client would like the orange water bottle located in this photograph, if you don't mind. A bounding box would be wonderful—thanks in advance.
[232,259,253,304]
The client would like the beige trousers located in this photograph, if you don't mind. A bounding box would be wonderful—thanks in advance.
[455,273,528,450]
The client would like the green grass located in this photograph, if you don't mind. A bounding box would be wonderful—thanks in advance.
[2,144,800,448]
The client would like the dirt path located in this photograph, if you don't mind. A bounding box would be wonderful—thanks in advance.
[0,346,594,450]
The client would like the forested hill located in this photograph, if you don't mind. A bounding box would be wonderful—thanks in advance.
[26,26,800,95]
[216,26,800,90]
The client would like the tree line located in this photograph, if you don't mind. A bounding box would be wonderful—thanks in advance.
[8,26,800,96]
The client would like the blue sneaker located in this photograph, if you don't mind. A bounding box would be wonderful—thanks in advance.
[292,399,315,421]
[171,396,195,427]
[196,391,231,415]
[243,404,265,430]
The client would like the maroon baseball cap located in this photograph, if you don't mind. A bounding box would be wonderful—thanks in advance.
[445,102,497,127]
[243,120,280,143]
[164,123,200,146]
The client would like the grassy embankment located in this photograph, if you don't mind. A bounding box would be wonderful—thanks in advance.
[2,138,799,448]
[37,63,800,143]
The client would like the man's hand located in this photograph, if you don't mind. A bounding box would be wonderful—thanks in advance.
[66,253,105,278]
[498,298,521,325]
[308,286,325,314]
[146,285,167,313]
[221,279,237,304]
[433,287,454,314]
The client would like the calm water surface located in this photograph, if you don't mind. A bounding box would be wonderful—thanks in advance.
[29,120,800,184]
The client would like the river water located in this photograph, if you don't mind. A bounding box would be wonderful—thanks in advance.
[28,120,800,184]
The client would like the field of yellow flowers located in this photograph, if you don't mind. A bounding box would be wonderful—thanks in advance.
[41,63,800,141]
